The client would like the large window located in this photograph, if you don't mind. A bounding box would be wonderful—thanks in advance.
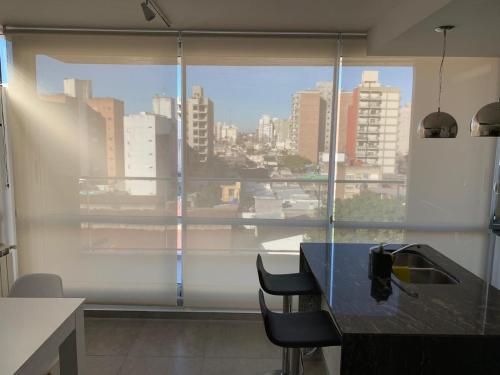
[19,33,500,309]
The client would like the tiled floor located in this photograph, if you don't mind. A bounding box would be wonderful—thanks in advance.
[85,317,328,375]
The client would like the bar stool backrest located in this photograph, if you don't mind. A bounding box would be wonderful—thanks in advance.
[256,254,270,292]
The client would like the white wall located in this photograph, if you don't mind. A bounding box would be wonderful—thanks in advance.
[406,57,500,278]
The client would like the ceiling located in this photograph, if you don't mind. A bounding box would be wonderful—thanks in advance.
[0,0,498,57]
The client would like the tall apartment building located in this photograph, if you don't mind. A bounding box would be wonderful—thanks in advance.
[315,82,334,153]
[337,91,354,156]
[215,122,238,144]
[87,98,125,178]
[43,78,107,177]
[346,71,400,175]
[153,95,176,118]
[291,91,326,164]
[124,110,176,196]
[273,118,291,150]
[397,103,412,156]
[257,115,274,144]
[186,86,214,163]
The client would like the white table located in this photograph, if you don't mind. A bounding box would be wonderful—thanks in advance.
[0,298,86,375]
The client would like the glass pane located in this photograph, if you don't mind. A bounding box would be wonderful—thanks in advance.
[334,66,413,224]
[333,227,405,243]
[8,34,179,305]
[183,224,326,309]
[186,178,328,220]
[186,224,327,251]
[184,65,334,225]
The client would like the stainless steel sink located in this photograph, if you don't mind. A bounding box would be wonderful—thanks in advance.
[399,268,458,284]
[391,250,459,284]
[392,251,435,268]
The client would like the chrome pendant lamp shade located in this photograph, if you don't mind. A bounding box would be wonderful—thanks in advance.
[417,25,458,139]
[418,110,458,138]
[471,99,500,137]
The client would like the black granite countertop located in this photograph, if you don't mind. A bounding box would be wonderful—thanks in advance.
[301,242,500,336]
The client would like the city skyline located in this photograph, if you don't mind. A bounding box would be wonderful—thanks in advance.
[36,55,413,132]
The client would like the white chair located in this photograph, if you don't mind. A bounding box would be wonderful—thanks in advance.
[9,273,64,375]
[8,273,64,298]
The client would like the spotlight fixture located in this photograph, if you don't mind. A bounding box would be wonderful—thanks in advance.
[470,99,500,137]
[140,0,171,27]
[417,25,458,138]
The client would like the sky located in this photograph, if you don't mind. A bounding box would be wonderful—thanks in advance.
[36,55,413,132]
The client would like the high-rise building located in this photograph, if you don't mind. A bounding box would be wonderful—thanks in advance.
[337,91,354,155]
[398,103,411,156]
[215,122,238,144]
[87,98,125,178]
[124,111,176,196]
[315,82,334,153]
[292,91,326,163]
[257,115,274,144]
[42,79,107,177]
[186,86,214,163]
[346,71,400,175]
[63,79,92,100]
[273,118,291,150]
[152,95,175,118]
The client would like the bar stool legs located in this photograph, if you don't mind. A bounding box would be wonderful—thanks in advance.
[289,348,301,375]
[282,296,292,375]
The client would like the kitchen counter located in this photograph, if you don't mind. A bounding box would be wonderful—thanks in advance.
[299,243,500,374]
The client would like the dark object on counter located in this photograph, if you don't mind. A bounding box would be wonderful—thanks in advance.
[370,276,392,302]
[369,244,393,280]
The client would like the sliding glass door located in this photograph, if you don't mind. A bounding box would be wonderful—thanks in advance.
[181,36,337,309]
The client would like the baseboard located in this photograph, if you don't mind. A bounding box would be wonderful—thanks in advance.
[84,309,262,321]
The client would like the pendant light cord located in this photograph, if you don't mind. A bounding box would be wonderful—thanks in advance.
[438,29,447,112]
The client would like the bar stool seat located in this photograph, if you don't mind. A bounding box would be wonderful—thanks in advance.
[259,289,341,374]
[256,254,319,296]
[266,309,341,348]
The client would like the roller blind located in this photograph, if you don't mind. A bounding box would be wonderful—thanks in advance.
[6,32,179,305]
[182,35,338,309]
[183,35,337,65]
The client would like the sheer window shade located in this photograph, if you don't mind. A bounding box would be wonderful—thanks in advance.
[6,32,179,305]
[182,35,338,309]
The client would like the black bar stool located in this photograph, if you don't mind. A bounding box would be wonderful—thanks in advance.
[259,289,341,375]
[256,254,320,375]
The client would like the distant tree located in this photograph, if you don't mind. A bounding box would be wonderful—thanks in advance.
[335,191,405,222]
[279,154,312,173]
[305,190,406,243]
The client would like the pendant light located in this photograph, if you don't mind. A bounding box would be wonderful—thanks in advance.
[417,25,458,139]
[470,99,500,137]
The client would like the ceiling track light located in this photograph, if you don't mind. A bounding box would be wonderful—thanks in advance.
[417,25,458,139]
[141,0,172,27]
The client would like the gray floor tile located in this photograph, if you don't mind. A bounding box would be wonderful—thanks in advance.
[119,356,203,375]
[204,320,281,359]
[85,318,145,356]
[202,358,281,375]
[129,319,209,357]
[304,359,329,375]
[85,356,125,375]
